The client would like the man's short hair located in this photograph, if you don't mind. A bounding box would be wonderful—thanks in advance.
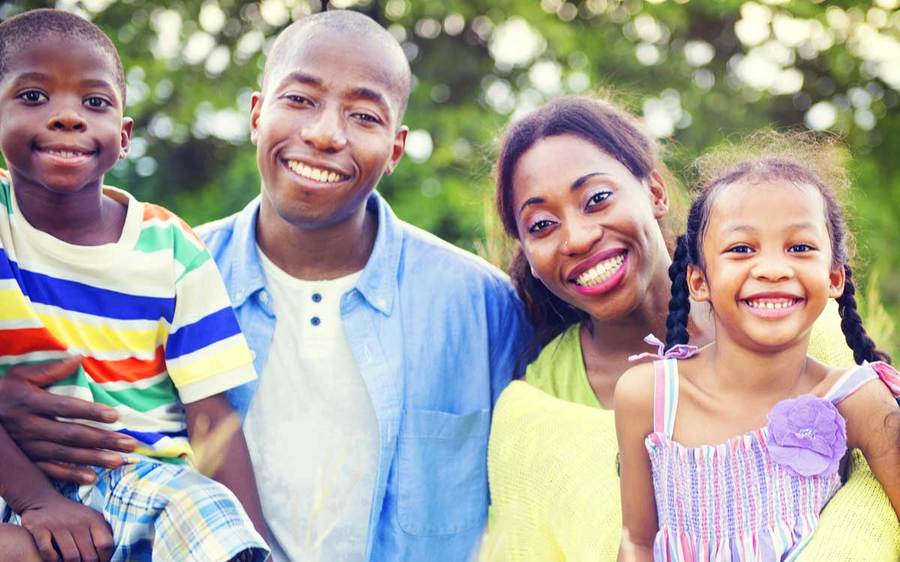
[0,9,126,105]
[263,10,411,120]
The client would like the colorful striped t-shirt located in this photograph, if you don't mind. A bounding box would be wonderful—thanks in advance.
[0,174,256,461]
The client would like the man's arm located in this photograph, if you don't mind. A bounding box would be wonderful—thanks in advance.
[0,358,138,484]
[186,393,268,540]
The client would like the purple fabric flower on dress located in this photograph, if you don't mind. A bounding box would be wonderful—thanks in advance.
[767,394,847,478]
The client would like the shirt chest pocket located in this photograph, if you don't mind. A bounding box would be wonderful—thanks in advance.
[397,408,490,536]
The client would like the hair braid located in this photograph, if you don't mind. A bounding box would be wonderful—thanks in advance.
[837,265,892,364]
[665,235,693,350]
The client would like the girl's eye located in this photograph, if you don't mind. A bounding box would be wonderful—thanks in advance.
[528,219,556,234]
[18,90,46,104]
[84,96,110,108]
[586,191,612,207]
[727,244,754,254]
[788,243,814,253]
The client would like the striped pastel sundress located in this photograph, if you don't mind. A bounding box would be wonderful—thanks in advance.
[645,358,898,561]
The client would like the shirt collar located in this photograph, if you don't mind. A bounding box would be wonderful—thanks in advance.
[355,191,401,316]
[227,192,402,316]
[228,196,267,308]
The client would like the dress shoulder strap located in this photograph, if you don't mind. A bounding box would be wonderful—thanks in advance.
[652,359,680,436]
[823,361,900,404]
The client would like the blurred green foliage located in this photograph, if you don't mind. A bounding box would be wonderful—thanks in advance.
[2,0,897,355]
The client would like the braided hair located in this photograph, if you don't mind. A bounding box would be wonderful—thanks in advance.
[665,133,891,365]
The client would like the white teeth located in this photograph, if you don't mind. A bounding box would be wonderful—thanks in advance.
[287,160,348,183]
[745,299,798,309]
[575,254,625,287]
[45,149,88,158]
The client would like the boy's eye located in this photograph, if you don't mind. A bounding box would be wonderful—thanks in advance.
[353,112,382,124]
[586,191,612,208]
[528,219,556,234]
[84,96,110,108]
[18,90,47,104]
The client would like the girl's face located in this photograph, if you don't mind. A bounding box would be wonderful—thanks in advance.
[687,179,845,352]
[511,134,670,321]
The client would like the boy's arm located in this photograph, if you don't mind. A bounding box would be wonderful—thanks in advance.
[0,417,113,562]
[614,364,658,562]
[185,394,268,540]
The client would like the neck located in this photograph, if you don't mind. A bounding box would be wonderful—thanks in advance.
[13,176,123,245]
[708,329,812,396]
[256,191,377,281]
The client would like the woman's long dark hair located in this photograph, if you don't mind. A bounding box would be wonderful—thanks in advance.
[664,134,891,365]
[495,96,671,362]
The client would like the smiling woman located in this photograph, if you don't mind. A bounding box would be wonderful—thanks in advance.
[483,98,900,561]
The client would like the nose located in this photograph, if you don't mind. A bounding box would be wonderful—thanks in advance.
[750,253,794,282]
[300,105,347,152]
[47,107,86,132]
[560,214,603,256]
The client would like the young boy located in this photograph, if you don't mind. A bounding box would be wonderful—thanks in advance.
[0,10,269,562]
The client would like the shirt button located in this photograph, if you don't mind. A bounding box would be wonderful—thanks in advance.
[259,291,269,303]
[377,298,387,308]
[312,293,322,303]
[311,316,321,326]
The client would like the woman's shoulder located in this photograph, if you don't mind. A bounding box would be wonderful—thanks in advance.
[525,325,599,407]
[809,298,855,367]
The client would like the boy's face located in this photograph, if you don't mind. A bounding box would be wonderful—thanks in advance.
[250,29,407,230]
[0,38,131,195]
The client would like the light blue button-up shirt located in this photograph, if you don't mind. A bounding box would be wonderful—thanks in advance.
[197,193,531,561]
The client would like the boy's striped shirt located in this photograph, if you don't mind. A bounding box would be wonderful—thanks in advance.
[0,174,256,461]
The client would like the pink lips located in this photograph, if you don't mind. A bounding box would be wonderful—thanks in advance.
[571,251,629,296]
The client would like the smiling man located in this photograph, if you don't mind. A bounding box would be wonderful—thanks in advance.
[195,11,530,561]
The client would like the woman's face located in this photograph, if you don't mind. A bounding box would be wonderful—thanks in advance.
[511,134,670,321]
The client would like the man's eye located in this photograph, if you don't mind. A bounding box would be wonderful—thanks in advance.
[528,219,555,234]
[85,96,109,108]
[18,90,46,103]
[285,94,313,105]
[353,112,381,124]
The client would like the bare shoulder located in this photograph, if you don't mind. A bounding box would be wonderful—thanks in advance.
[614,361,656,416]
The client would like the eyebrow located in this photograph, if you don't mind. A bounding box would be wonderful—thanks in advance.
[722,221,821,236]
[80,78,116,92]
[277,72,391,112]
[10,72,51,85]
[518,172,609,214]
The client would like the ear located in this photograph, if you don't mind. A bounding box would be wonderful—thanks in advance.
[647,169,669,219]
[686,263,710,302]
[384,126,408,176]
[119,117,134,159]
[249,92,263,145]
[828,263,846,299]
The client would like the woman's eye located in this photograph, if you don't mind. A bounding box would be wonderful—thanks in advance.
[18,90,46,104]
[586,191,612,207]
[84,96,109,108]
[528,219,556,234]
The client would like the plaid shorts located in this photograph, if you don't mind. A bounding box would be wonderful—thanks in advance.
[4,458,269,562]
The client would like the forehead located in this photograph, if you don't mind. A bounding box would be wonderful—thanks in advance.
[266,30,404,114]
[706,179,828,234]
[3,36,118,82]
[513,134,636,200]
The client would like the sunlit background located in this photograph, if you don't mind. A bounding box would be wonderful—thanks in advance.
[2,0,897,356]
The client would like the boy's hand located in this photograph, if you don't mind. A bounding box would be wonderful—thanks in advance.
[19,490,113,562]
[0,358,138,484]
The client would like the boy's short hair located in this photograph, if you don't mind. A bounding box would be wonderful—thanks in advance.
[0,9,126,105]
[263,10,411,120]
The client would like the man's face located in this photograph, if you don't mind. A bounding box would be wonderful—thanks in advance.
[250,29,407,230]
[0,38,131,196]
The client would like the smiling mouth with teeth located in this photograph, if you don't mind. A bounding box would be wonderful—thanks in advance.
[286,160,349,184]
[38,147,93,159]
[743,298,801,310]
[575,253,626,287]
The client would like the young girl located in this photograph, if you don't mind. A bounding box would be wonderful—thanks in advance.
[614,135,900,561]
